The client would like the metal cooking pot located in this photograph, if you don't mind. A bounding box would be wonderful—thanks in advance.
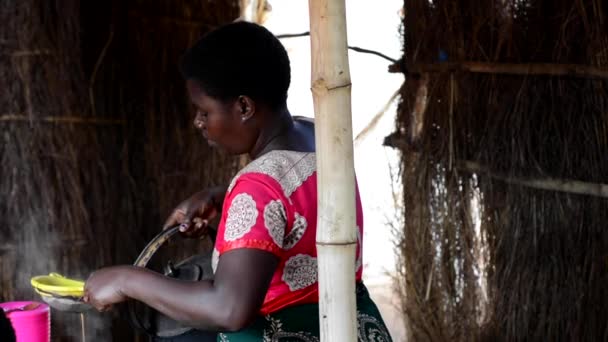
[127,226,217,341]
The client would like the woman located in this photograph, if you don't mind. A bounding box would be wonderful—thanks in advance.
[84,21,392,341]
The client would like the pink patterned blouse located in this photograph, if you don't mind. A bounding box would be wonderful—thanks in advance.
[212,150,364,315]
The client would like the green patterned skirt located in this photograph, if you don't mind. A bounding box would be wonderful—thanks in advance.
[218,283,392,342]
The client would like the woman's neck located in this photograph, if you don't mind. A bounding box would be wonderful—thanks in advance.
[249,107,295,159]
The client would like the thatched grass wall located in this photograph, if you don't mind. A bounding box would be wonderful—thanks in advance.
[1,0,239,340]
[390,0,608,341]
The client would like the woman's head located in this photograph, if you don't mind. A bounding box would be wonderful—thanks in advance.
[180,21,291,154]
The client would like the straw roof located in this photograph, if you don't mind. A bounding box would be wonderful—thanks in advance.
[389,0,608,340]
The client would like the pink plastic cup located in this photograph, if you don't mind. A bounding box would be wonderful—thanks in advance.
[0,301,50,342]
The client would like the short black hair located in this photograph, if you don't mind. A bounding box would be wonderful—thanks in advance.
[180,21,291,109]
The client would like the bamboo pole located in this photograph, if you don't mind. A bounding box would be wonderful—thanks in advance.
[308,0,358,341]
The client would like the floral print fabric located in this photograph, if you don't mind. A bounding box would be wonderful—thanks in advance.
[213,150,364,315]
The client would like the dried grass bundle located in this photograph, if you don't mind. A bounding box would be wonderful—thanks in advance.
[1,1,239,340]
[392,0,608,340]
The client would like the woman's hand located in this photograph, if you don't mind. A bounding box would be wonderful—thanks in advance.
[84,266,132,312]
[163,186,226,238]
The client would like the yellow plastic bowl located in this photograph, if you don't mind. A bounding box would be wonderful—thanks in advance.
[30,273,85,298]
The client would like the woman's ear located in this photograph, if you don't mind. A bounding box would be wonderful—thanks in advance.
[238,96,255,122]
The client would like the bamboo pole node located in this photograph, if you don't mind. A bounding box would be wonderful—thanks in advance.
[311,79,329,95]
[316,241,358,246]
[328,83,352,91]
[311,79,352,95]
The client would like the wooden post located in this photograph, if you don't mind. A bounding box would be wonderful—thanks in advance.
[308,0,358,341]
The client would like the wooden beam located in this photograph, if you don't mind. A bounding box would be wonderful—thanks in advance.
[459,160,608,198]
[3,49,52,57]
[0,239,89,252]
[0,114,124,125]
[382,135,608,199]
[389,60,608,79]
[126,10,216,29]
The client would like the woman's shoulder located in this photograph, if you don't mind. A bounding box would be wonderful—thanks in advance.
[291,116,315,152]
[293,115,314,125]
[228,150,316,197]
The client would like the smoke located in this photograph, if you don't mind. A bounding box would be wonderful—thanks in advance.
[15,213,60,298]
[47,311,112,342]
[12,213,116,341]
[82,312,112,342]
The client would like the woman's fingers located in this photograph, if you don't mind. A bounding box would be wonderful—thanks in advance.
[193,217,206,229]
[163,190,221,237]
[192,218,210,238]
[163,208,187,230]
[180,219,209,238]
[83,267,128,312]
[178,204,207,236]
[179,206,202,232]
[178,218,192,233]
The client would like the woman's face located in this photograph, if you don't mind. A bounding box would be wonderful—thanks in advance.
[186,80,255,154]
